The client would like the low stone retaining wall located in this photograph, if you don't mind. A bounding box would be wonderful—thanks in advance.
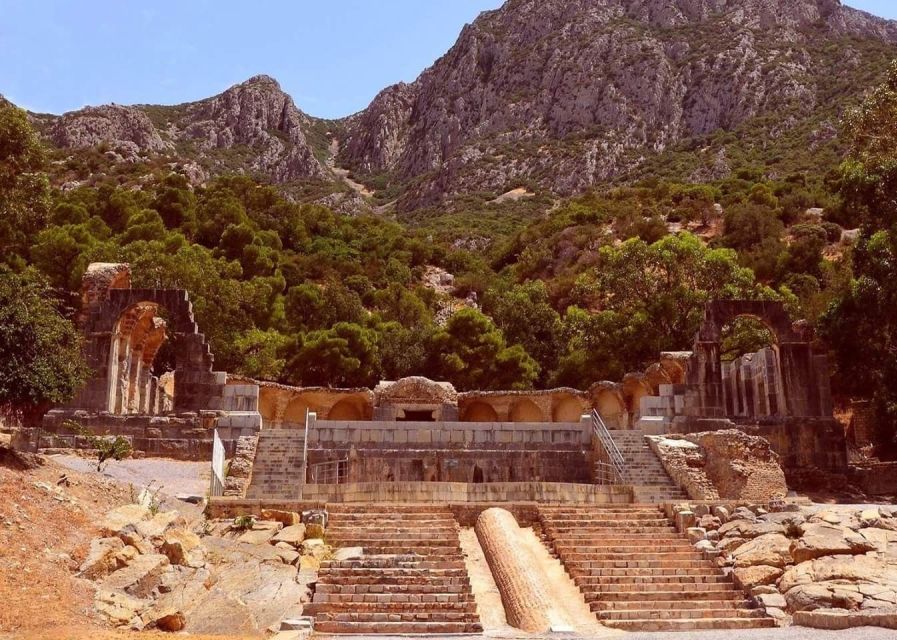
[298,481,630,504]
[849,462,897,496]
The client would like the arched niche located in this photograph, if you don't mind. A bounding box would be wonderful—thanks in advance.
[283,397,313,428]
[257,388,280,427]
[552,395,585,422]
[594,389,627,429]
[462,401,499,422]
[509,398,543,422]
[329,398,365,421]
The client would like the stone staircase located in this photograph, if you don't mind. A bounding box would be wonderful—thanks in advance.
[539,505,775,631]
[606,429,687,501]
[244,429,305,500]
[307,504,482,634]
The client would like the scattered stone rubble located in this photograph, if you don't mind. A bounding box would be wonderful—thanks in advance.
[668,502,897,626]
[80,504,327,634]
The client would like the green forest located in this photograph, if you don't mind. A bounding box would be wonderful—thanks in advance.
[1,65,896,451]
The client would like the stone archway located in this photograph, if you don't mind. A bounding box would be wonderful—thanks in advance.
[509,398,543,422]
[594,388,627,429]
[107,302,170,415]
[552,395,585,422]
[690,300,829,418]
[462,401,499,422]
[329,398,365,421]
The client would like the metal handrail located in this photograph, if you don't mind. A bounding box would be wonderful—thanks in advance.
[309,458,349,485]
[591,409,628,484]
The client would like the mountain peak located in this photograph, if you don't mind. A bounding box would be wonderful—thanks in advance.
[238,74,282,90]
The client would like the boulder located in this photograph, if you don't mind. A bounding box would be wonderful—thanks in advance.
[102,553,170,598]
[301,538,328,560]
[273,546,300,565]
[809,510,861,531]
[757,592,787,609]
[136,511,186,540]
[272,524,306,546]
[79,537,125,580]
[160,529,202,566]
[779,554,897,593]
[712,505,730,522]
[718,536,746,553]
[733,565,783,590]
[719,519,786,539]
[857,527,897,555]
[860,508,882,528]
[238,527,279,545]
[261,509,301,526]
[784,583,864,611]
[100,504,151,537]
[148,606,186,632]
[94,588,149,627]
[732,533,792,568]
[791,523,876,563]
[687,527,707,543]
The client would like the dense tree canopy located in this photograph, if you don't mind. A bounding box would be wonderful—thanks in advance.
[0,268,89,419]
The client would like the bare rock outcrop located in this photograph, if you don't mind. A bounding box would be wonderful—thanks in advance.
[48,105,173,159]
[684,430,787,501]
[43,75,328,185]
[340,0,897,207]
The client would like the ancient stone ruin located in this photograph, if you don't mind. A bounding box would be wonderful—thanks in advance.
[25,264,895,634]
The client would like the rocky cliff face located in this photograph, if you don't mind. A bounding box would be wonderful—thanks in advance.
[42,75,328,183]
[24,0,897,209]
[339,0,897,207]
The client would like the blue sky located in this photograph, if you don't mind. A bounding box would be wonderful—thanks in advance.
[0,0,894,119]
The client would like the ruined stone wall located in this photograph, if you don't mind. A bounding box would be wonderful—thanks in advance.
[475,508,554,632]
[684,430,787,501]
[646,436,719,500]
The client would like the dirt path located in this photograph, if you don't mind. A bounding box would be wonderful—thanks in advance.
[51,454,209,499]
[326,139,375,198]
[459,527,513,634]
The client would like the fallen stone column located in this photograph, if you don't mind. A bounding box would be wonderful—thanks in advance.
[474,507,556,633]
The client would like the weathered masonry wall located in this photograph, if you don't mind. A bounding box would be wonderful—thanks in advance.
[306,418,593,484]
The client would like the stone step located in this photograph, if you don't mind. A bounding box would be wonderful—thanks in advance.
[602,618,776,632]
[316,582,471,595]
[313,621,483,634]
[589,582,744,601]
[560,551,704,562]
[312,593,475,605]
[310,602,478,616]
[571,564,717,576]
[591,598,750,612]
[596,587,740,600]
[554,543,694,553]
[576,574,731,586]
[598,608,766,621]
[566,560,713,571]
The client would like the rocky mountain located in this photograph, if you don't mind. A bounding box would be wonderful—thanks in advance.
[34,75,329,185]
[340,0,897,208]
[17,0,897,212]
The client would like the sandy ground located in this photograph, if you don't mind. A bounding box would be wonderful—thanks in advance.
[51,454,209,499]
[459,527,513,634]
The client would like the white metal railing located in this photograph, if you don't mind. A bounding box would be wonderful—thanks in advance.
[210,429,225,497]
[591,410,628,484]
[309,458,349,485]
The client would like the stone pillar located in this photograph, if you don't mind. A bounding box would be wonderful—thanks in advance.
[475,508,558,633]
[692,342,725,418]
[779,343,816,417]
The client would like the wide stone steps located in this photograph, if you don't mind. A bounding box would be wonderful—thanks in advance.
[309,505,480,634]
[596,587,740,600]
[603,618,777,631]
[539,504,772,632]
[314,621,483,634]
[244,430,305,500]
[577,574,731,586]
